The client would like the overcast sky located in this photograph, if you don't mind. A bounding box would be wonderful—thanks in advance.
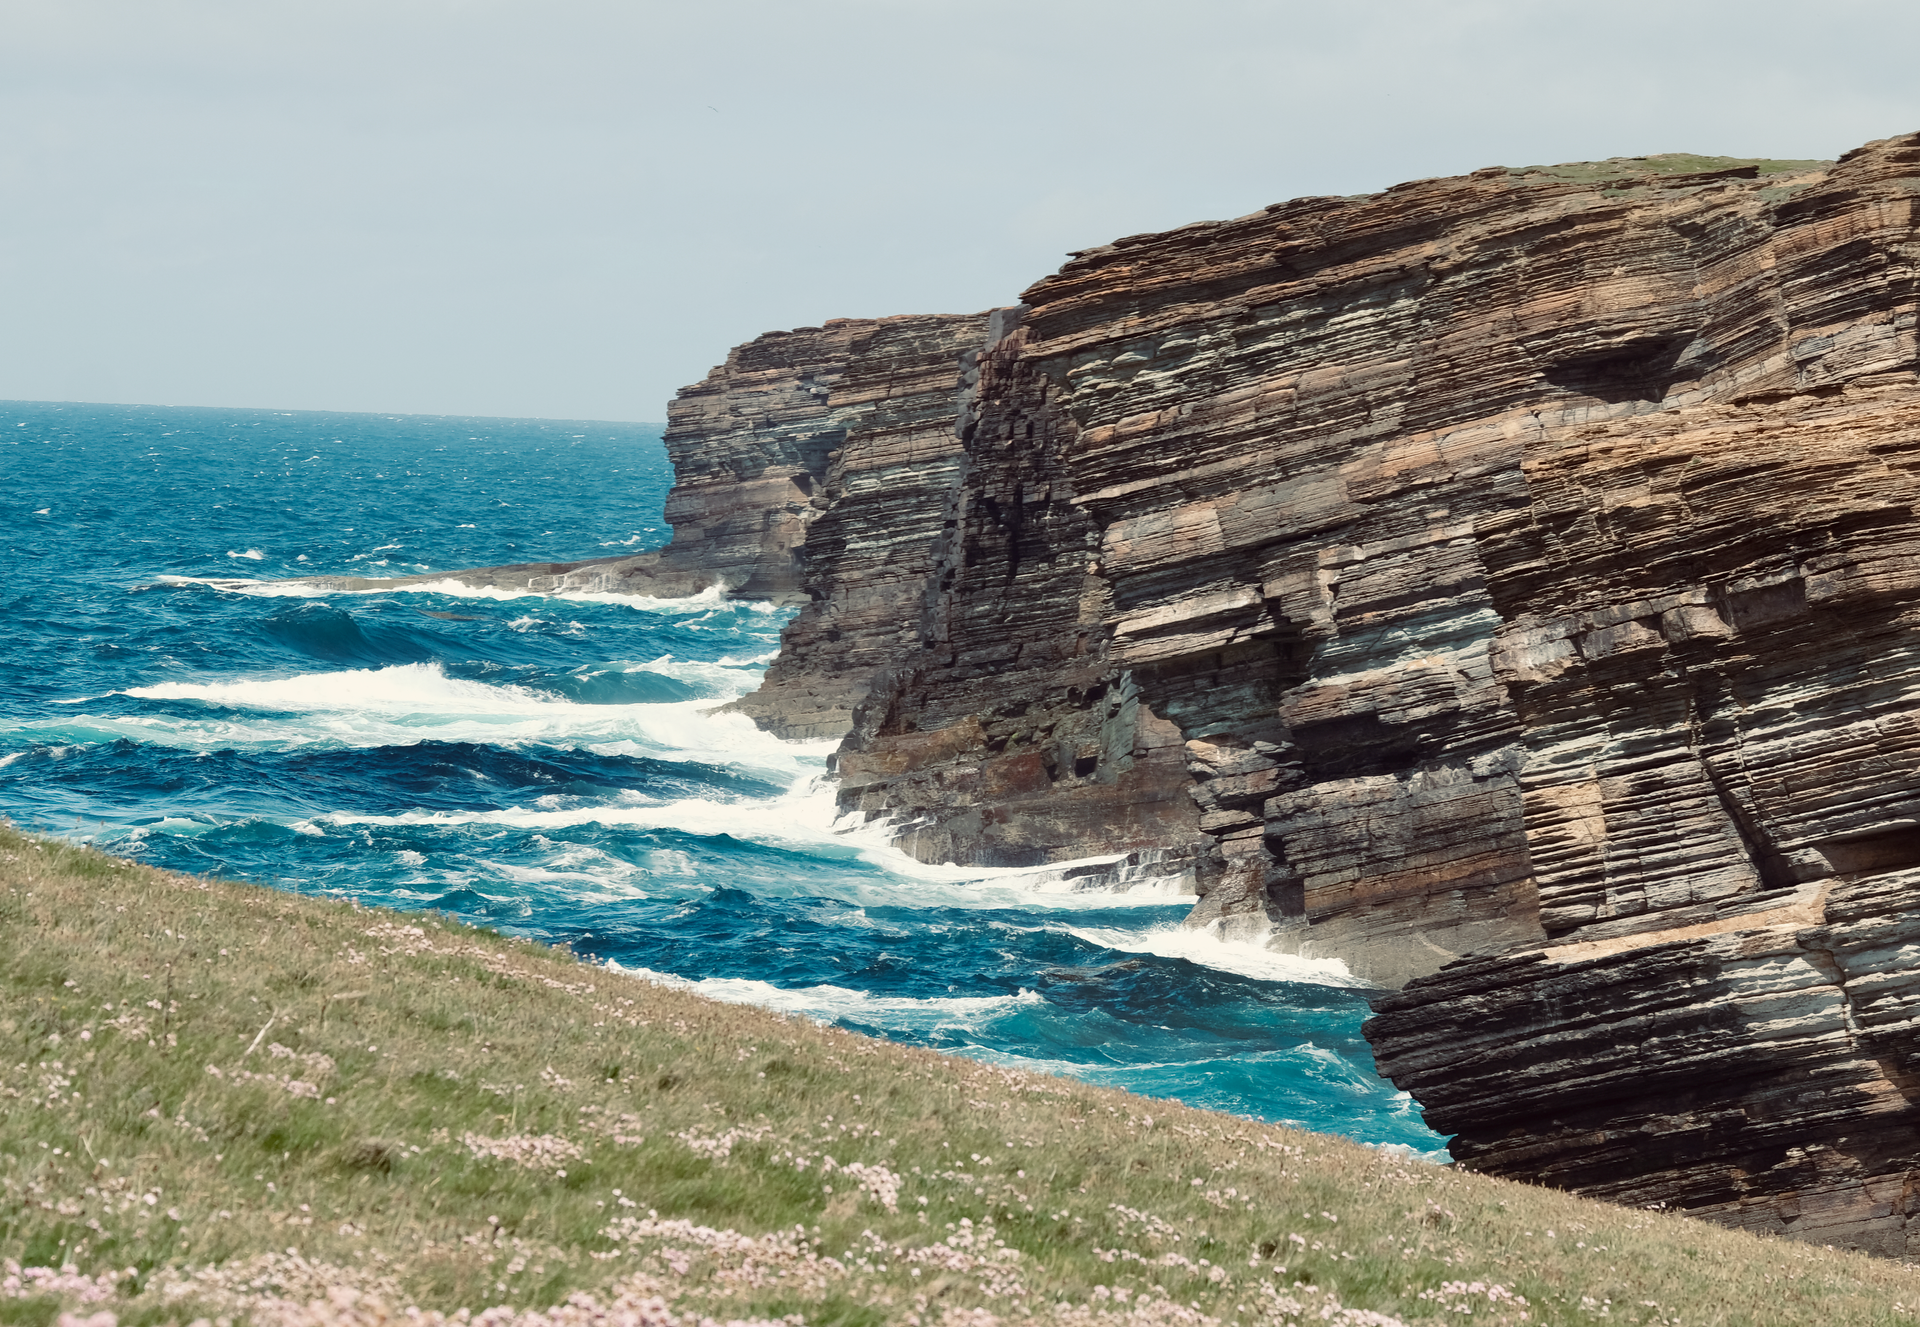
[4,0,1917,423]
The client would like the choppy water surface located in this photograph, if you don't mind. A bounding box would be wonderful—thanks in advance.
[0,400,1446,1155]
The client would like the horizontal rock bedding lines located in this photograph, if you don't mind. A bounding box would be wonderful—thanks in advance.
[724,313,991,741]
[687,133,1920,1252]
[824,134,1920,963]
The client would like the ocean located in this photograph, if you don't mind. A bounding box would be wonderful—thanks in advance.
[0,400,1446,1157]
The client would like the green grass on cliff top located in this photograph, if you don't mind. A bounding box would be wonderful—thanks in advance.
[4,822,1918,1327]
[1508,153,1829,183]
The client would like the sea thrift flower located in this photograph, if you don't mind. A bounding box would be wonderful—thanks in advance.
[462,1132,585,1173]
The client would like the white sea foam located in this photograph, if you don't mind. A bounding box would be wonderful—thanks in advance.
[349,579,734,613]
[472,854,651,901]
[149,574,736,615]
[611,964,1044,1032]
[24,662,823,776]
[313,782,1189,911]
[1061,923,1361,988]
[124,661,545,712]
[153,575,329,598]
[834,809,1195,901]
[1371,1140,1452,1166]
[121,816,224,839]
[226,548,267,561]
[585,654,768,698]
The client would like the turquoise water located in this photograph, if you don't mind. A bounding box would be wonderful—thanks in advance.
[0,400,1446,1156]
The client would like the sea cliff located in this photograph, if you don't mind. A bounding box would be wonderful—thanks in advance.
[666,131,1920,1253]
[272,130,1920,1252]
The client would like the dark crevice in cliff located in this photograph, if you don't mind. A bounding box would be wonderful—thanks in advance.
[1680,666,1800,900]
[1543,334,1697,402]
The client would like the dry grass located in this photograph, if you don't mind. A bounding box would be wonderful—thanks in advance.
[3,822,1918,1327]
[1508,154,1830,183]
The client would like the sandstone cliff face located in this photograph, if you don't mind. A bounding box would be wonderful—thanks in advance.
[726,313,988,741]
[721,132,1920,1249]
[654,320,877,602]
[824,305,1204,878]
[836,137,1920,964]
[1367,872,1920,1254]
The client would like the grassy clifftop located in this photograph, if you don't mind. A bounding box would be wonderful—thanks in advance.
[1508,153,1831,183]
[3,823,1917,1327]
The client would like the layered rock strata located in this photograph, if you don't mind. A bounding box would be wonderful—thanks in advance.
[719,133,1920,1246]
[828,139,1920,971]
[1367,871,1920,1254]
[725,313,989,741]
[827,305,1207,877]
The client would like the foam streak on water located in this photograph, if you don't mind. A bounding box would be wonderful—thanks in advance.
[0,400,1448,1156]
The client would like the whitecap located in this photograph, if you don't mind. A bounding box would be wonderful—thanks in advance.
[612,964,1043,1032]
[1370,1140,1452,1165]
[153,574,328,598]
[322,578,735,614]
[124,661,549,713]
[316,782,1191,911]
[592,654,768,696]
[475,855,650,901]
[1061,922,1362,988]
[148,574,736,615]
[226,548,267,560]
[25,662,824,777]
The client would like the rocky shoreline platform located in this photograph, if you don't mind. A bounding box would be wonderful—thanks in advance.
[276,132,1920,1255]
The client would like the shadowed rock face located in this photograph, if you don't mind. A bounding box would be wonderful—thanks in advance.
[1366,872,1920,1255]
[709,133,1920,1249]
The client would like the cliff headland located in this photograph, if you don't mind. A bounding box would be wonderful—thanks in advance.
[279,131,1920,1253]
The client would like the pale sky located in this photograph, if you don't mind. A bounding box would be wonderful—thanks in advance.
[4,0,1917,423]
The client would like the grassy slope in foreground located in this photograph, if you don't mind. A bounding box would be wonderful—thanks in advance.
[2,825,1917,1327]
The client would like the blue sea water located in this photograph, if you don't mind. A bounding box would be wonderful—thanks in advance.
[0,400,1447,1156]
